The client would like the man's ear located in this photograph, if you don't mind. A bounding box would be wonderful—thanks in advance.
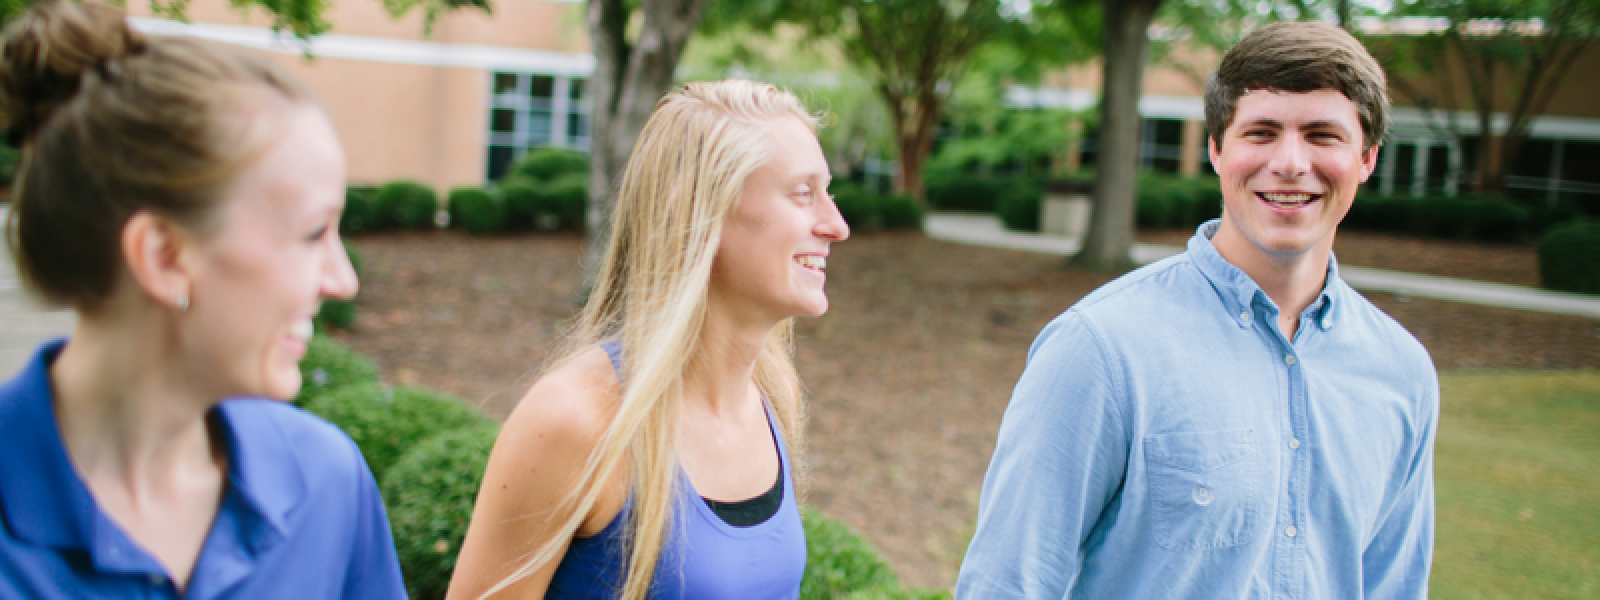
[1358,142,1381,183]
[121,211,195,311]
[1208,135,1221,167]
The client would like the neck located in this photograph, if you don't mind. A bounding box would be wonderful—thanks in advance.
[1210,227,1332,330]
[684,299,773,417]
[50,310,222,494]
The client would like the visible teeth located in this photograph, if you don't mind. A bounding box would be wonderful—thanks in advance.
[290,318,314,341]
[796,255,825,270]
[1262,193,1314,206]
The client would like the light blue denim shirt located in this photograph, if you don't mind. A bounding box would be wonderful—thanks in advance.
[957,220,1438,599]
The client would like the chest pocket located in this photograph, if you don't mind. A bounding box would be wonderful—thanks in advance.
[1145,429,1263,551]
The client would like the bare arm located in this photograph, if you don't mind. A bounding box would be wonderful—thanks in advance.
[445,348,627,599]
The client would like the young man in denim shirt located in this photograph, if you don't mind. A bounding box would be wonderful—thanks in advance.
[957,22,1438,599]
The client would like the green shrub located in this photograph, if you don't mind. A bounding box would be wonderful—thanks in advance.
[448,186,504,235]
[878,194,924,230]
[996,182,1043,232]
[1527,199,1583,235]
[302,383,491,482]
[925,176,1018,213]
[510,146,589,181]
[1538,219,1600,295]
[294,334,379,406]
[382,424,500,600]
[832,183,883,231]
[801,507,900,600]
[375,181,439,231]
[1135,174,1220,229]
[341,185,381,234]
[497,177,540,231]
[534,172,587,232]
[314,242,363,332]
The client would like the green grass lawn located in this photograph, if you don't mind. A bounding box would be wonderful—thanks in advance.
[1432,371,1600,599]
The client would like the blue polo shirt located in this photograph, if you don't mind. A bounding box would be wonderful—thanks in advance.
[958,220,1438,599]
[0,339,406,598]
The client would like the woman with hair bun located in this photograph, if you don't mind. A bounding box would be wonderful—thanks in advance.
[447,80,849,599]
[0,1,404,597]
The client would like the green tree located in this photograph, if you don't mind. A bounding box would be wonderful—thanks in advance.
[753,0,1024,203]
[1366,0,1600,194]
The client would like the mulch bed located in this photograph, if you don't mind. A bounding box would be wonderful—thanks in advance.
[334,228,1599,590]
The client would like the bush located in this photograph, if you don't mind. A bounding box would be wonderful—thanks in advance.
[301,383,491,482]
[1136,174,1220,229]
[314,242,363,332]
[497,177,540,231]
[925,176,1018,213]
[832,183,883,231]
[535,172,587,232]
[509,146,589,181]
[341,185,381,234]
[374,181,439,231]
[448,186,504,235]
[801,507,900,599]
[877,194,924,230]
[294,334,379,406]
[382,424,500,600]
[1538,219,1600,295]
[996,181,1043,232]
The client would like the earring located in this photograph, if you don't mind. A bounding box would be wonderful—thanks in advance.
[175,293,189,312]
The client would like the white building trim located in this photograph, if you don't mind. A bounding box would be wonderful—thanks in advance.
[128,16,595,75]
[1006,86,1206,121]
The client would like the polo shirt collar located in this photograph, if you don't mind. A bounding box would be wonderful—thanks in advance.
[0,338,305,574]
[1187,220,1342,332]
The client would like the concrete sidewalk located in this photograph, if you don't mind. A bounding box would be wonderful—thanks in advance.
[926,212,1600,321]
[1,205,77,377]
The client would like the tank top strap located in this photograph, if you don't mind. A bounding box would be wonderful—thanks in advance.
[600,340,624,379]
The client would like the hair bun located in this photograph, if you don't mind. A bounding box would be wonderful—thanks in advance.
[0,0,146,145]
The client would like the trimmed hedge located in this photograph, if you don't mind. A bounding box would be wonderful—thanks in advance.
[1344,192,1548,243]
[535,172,587,232]
[925,175,1016,213]
[301,383,491,482]
[801,507,899,599]
[1538,219,1600,295]
[381,424,500,600]
[341,185,380,235]
[509,146,589,181]
[314,242,363,332]
[831,184,923,232]
[996,181,1044,232]
[293,334,379,406]
[448,186,505,235]
[1136,174,1222,229]
[375,181,440,231]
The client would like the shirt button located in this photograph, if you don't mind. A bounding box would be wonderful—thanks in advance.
[1286,526,1299,538]
[149,574,166,586]
[1238,311,1250,325]
[1289,438,1301,449]
[1285,354,1297,366]
[1193,484,1214,506]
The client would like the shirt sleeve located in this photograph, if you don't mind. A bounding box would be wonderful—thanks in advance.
[1360,374,1439,599]
[343,455,409,599]
[956,310,1130,598]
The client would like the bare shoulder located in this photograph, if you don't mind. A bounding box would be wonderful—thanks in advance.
[498,345,621,465]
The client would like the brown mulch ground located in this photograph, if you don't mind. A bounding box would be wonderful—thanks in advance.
[335,229,1600,591]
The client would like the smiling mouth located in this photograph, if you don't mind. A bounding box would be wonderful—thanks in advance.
[795,255,826,271]
[1257,192,1322,209]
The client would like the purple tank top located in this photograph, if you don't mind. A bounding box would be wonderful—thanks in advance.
[544,342,807,599]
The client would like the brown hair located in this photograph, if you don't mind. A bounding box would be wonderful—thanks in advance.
[1205,21,1389,152]
[0,0,313,309]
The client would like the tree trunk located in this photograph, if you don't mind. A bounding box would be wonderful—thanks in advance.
[1072,0,1161,271]
[888,86,941,204]
[582,0,710,292]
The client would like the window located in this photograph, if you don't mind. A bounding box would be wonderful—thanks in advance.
[486,73,590,181]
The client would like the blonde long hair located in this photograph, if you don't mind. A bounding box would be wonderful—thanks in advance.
[483,80,814,599]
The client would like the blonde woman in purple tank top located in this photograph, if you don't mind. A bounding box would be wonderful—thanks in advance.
[447,80,850,600]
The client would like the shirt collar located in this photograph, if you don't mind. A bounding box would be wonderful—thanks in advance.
[0,338,303,565]
[1187,219,1342,332]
